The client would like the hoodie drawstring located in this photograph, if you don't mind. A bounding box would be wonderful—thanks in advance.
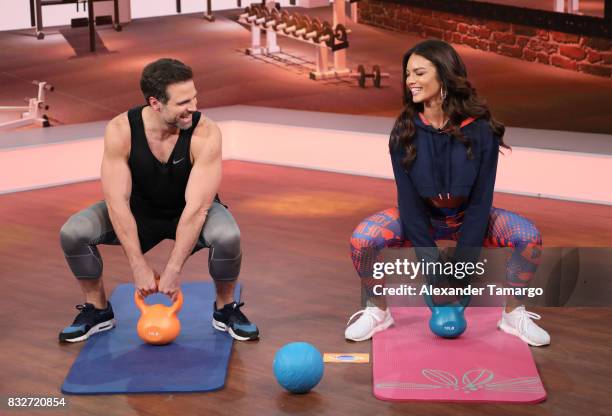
[427,129,452,200]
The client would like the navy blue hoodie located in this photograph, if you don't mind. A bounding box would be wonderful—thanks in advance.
[390,114,500,258]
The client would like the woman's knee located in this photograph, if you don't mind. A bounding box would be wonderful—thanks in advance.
[511,218,542,248]
[351,208,402,250]
[490,209,542,247]
[350,208,403,278]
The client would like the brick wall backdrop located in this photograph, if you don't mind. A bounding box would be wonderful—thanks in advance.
[358,0,612,78]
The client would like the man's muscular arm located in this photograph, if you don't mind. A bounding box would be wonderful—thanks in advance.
[101,115,158,297]
[158,119,222,299]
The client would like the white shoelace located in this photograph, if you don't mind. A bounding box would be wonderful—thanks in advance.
[347,308,380,326]
[516,308,542,333]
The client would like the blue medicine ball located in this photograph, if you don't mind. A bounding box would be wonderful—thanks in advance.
[273,342,324,394]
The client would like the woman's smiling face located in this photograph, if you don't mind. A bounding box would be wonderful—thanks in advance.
[405,53,442,105]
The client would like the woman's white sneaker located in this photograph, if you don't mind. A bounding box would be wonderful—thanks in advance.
[498,305,550,346]
[345,307,394,342]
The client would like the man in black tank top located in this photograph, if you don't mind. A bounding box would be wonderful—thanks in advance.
[58,59,259,342]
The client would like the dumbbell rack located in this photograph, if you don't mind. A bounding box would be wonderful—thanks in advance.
[240,4,351,80]
[327,0,350,79]
[241,6,280,55]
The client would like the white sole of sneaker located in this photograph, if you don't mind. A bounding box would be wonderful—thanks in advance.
[212,319,257,341]
[63,319,116,343]
[497,319,549,347]
[345,314,394,342]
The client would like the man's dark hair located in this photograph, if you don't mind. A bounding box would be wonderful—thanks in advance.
[140,58,193,104]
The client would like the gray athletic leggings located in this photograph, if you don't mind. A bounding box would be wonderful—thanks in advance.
[59,201,241,281]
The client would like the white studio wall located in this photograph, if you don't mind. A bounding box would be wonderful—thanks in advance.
[130,0,294,19]
[130,0,176,19]
[1,106,610,205]
[1,0,32,31]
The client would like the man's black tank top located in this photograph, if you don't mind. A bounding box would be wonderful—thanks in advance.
[127,105,218,218]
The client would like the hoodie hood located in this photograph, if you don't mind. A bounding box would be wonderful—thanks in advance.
[414,112,476,131]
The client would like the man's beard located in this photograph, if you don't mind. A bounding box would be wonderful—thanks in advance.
[177,117,193,130]
[168,113,193,130]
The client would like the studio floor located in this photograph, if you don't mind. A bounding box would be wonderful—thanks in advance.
[0,6,611,133]
[1,161,611,416]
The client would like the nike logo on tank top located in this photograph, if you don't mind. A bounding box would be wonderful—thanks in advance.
[127,105,201,218]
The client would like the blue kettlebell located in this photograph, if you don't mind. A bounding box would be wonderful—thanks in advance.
[424,293,470,338]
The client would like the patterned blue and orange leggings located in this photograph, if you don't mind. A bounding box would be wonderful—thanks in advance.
[350,207,542,297]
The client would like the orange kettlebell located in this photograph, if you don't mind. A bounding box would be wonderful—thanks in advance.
[134,289,183,345]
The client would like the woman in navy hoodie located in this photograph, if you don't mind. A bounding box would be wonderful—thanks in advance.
[345,39,549,347]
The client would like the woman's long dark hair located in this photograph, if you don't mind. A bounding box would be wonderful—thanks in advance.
[390,39,509,169]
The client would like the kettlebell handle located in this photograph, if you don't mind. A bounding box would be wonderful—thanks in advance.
[458,294,471,310]
[169,290,184,314]
[424,292,471,312]
[134,276,160,313]
[134,279,183,314]
[134,290,147,313]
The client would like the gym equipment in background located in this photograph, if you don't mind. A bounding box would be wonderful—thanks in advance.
[351,64,390,88]
[0,81,54,132]
[239,3,353,78]
[311,0,354,80]
[240,1,389,86]
[241,3,284,55]
[29,0,121,52]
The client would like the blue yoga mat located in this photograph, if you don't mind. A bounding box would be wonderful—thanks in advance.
[61,281,240,395]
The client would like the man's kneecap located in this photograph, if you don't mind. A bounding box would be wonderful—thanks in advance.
[60,217,104,280]
[208,227,242,281]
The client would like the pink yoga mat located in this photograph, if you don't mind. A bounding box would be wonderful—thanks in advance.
[372,307,546,403]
